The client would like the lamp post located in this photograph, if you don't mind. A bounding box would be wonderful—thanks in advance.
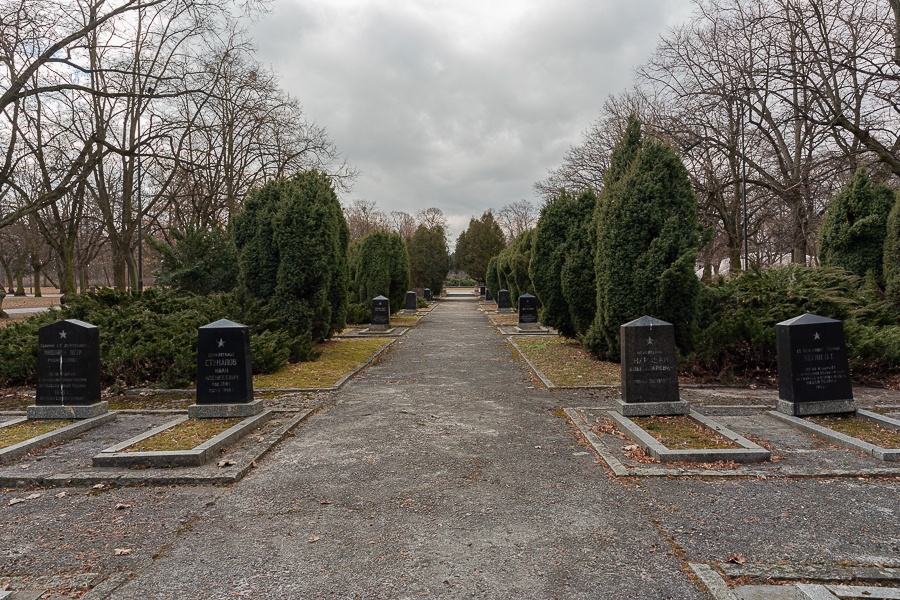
[136,86,153,292]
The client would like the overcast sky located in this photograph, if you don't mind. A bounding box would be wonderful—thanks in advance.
[250,0,696,240]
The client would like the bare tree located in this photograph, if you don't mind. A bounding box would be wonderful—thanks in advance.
[495,199,538,243]
[415,207,448,231]
[389,210,417,242]
[344,199,388,245]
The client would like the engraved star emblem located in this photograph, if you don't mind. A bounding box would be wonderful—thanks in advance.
[647,337,654,345]
[59,330,67,339]
[814,332,821,341]
[217,338,225,348]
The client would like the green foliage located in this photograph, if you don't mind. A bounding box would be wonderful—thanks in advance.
[584,117,700,360]
[350,230,410,313]
[454,212,506,283]
[444,276,477,287]
[407,224,450,296]
[495,229,536,301]
[530,189,597,338]
[232,170,349,350]
[485,256,500,299]
[149,227,239,295]
[695,265,900,376]
[884,195,900,307]
[819,169,895,287]
[0,288,303,389]
[345,302,372,325]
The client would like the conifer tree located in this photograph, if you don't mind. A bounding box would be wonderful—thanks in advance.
[350,230,410,313]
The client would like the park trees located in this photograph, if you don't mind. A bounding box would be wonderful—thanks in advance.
[407,223,450,296]
[349,230,410,314]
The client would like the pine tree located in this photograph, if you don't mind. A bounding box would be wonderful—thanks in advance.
[884,196,900,306]
[454,211,506,283]
[407,224,451,295]
[350,230,410,313]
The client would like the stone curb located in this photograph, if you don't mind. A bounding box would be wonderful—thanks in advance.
[0,409,312,487]
[331,337,399,389]
[0,413,117,465]
[688,563,738,600]
[565,406,900,478]
[506,337,619,390]
[769,410,900,461]
[93,410,276,468]
[609,410,771,463]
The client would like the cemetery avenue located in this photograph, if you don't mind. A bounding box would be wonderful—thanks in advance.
[1,291,899,598]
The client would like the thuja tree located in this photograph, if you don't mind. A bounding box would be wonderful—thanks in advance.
[584,117,700,360]
[884,197,900,306]
[485,255,500,298]
[407,224,450,295]
[530,189,597,338]
[819,169,896,287]
[150,227,239,295]
[232,170,349,349]
[496,229,535,301]
[454,211,505,283]
[350,230,410,312]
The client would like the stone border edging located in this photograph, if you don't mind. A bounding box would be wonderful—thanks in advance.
[609,410,771,463]
[565,406,900,478]
[769,409,900,460]
[0,409,312,488]
[507,337,619,390]
[0,412,117,465]
[92,410,276,468]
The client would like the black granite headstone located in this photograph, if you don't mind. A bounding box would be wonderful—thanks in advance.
[36,319,101,406]
[518,294,538,324]
[371,295,390,326]
[424,288,432,302]
[485,289,493,301]
[497,289,512,311]
[479,285,486,297]
[405,291,417,311]
[620,316,679,404]
[196,319,253,404]
[776,313,853,407]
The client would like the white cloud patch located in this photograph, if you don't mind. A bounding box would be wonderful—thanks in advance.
[250,0,695,240]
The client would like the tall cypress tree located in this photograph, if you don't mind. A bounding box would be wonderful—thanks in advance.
[350,230,410,313]
[584,117,700,360]
[408,224,450,295]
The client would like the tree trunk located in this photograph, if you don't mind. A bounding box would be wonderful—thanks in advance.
[791,200,809,265]
[32,262,42,297]
[14,265,25,296]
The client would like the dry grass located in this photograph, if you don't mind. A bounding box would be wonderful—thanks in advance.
[631,415,739,450]
[513,336,620,386]
[808,414,900,448]
[254,338,391,389]
[0,419,74,449]
[487,313,520,326]
[390,315,421,327]
[125,417,241,452]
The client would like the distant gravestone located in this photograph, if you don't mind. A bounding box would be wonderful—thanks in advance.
[485,289,493,301]
[370,295,390,330]
[617,316,688,416]
[776,313,855,416]
[404,290,417,313]
[517,294,539,329]
[497,289,512,313]
[190,319,261,418]
[28,319,106,419]
[424,288,432,302]
[479,285,486,299]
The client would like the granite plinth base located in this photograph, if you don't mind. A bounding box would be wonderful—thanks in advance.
[776,398,856,416]
[188,399,263,419]
[516,323,541,331]
[27,401,109,420]
[497,309,514,314]
[616,399,690,417]
[401,309,418,315]
[369,324,391,331]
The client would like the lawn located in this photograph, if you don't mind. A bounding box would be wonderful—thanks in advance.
[512,336,619,386]
[630,415,739,450]
[125,418,241,452]
[254,338,392,389]
[808,413,900,448]
[0,419,74,449]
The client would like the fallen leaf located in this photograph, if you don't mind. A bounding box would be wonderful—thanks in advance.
[113,548,132,556]
[115,503,132,510]
[26,493,41,500]
[92,483,106,490]
[308,534,320,543]
[19,464,30,470]
[8,498,25,506]
[727,553,747,564]
[256,436,264,442]
[623,444,639,452]
[55,492,67,499]
[320,500,332,505]
[217,459,237,468]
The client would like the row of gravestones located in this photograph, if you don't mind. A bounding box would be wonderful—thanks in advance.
[619,313,854,418]
[476,287,536,322]
[369,289,431,331]
[26,318,261,421]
